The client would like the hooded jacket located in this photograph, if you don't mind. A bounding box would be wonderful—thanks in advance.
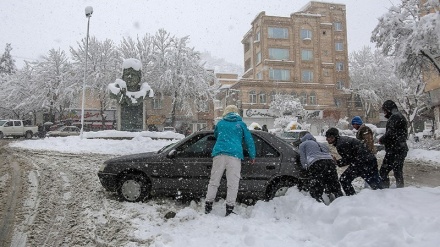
[299,133,332,169]
[356,124,377,154]
[379,100,408,152]
[212,112,256,160]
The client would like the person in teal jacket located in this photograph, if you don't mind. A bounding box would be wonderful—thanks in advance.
[205,105,256,216]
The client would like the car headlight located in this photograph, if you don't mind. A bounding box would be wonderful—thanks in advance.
[99,163,107,172]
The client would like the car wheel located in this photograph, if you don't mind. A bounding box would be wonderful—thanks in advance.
[117,174,150,202]
[0,132,3,139]
[25,131,33,139]
[266,179,295,201]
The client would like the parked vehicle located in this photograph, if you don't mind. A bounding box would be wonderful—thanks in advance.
[98,130,305,203]
[275,130,309,147]
[46,126,80,137]
[0,119,38,139]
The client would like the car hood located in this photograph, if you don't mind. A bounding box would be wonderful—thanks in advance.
[104,152,161,165]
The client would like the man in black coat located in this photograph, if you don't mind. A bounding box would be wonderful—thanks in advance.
[379,100,409,188]
[325,128,382,196]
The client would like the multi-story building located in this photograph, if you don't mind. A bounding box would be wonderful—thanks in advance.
[222,1,351,129]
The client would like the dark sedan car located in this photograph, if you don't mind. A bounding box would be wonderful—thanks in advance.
[98,130,306,203]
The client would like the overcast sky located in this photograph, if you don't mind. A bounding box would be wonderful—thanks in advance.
[1,0,398,69]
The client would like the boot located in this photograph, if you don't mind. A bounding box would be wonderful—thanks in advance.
[225,204,235,216]
[205,201,213,214]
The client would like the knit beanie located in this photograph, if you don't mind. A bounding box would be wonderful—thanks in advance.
[351,116,363,125]
[223,105,239,116]
[325,127,339,138]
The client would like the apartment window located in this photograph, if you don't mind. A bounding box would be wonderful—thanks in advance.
[244,41,250,52]
[334,22,343,31]
[269,69,290,81]
[254,31,260,42]
[256,71,262,80]
[334,98,341,107]
[153,94,162,109]
[259,92,266,104]
[336,62,344,71]
[324,69,330,77]
[302,70,313,82]
[336,81,344,89]
[256,52,261,64]
[335,42,343,51]
[270,91,276,102]
[301,29,312,40]
[301,49,313,61]
[268,27,288,39]
[269,48,289,60]
[309,92,317,105]
[249,90,257,103]
[300,92,307,105]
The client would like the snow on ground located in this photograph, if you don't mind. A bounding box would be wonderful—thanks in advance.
[7,132,440,247]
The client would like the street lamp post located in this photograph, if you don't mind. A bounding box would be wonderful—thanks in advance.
[80,6,93,139]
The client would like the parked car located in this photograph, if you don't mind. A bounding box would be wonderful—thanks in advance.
[98,130,306,203]
[275,130,310,147]
[0,119,38,139]
[46,126,80,137]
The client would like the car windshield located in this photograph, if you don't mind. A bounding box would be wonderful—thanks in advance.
[280,132,301,139]
[157,141,180,154]
[0,120,7,126]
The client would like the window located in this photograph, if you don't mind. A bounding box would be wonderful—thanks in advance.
[336,81,344,89]
[309,92,317,105]
[259,92,266,104]
[302,70,313,82]
[268,27,288,39]
[301,49,313,61]
[324,69,330,77]
[336,62,344,71]
[270,91,276,102]
[256,71,262,80]
[334,98,341,107]
[299,92,307,104]
[243,134,280,158]
[256,52,261,64]
[334,22,343,31]
[176,134,215,158]
[269,69,290,81]
[153,94,162,109]
[335,42,343,51]
[254,31,260,42]
[14,121,22,126]
[244,41,250,52]
[249,90,257,103]
[301,29,312,40]
[269,48,289,60]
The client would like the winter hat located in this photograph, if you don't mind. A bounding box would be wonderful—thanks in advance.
[382,100,398,112]
[325,127,339,138]
[223,105,239,116]
[351,116,363,125]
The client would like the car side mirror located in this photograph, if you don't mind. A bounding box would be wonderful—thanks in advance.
[167,149,177,158]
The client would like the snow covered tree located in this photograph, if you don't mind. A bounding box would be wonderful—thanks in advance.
[150,29,219,126]
[0,43,17,75]
[269,94,305,129]
[71,37,121,127]
[371,0,440,79]
[31,49,75,122]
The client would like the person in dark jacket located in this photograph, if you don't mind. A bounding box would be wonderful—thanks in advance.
[379,100,408,188]
[299,133,343,202]
[205,105,256,216]
[325,127,382,196]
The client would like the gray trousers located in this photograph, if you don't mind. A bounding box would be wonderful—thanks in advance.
[205,155,241,206]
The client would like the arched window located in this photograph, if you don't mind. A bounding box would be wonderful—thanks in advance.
[259,92,266,104]
[249,90,257,104]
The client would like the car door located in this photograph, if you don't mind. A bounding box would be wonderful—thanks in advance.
[13,120,22,135]
[156,133,214,197]
[239,133,283,195]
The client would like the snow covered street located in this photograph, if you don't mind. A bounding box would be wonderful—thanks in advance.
[1,137,440,246]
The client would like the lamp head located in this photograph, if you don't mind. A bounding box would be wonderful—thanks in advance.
[85,6,93,17]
